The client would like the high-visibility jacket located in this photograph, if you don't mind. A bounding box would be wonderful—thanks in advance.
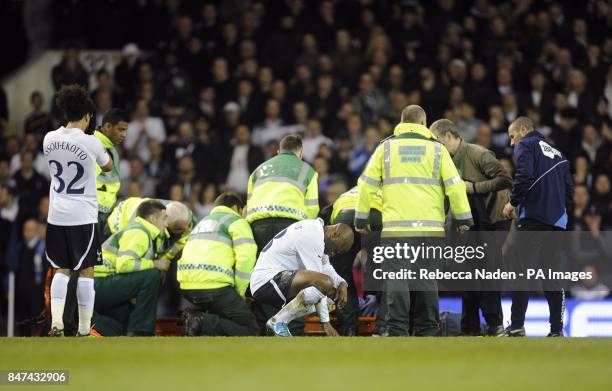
[107,197,197,261]
[246,152,319,223]
[95,130,121,214]
[330,186,383,224]
[95,216,161,277]
[177,206,257,296]
[355,123,473,235]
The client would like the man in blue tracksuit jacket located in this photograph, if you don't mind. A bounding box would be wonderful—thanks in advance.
[501,116,574,337]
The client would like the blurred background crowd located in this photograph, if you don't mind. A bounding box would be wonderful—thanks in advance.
[0,0,611,333]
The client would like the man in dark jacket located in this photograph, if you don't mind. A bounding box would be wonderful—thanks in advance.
[502,117,574,337]
[431,119,512,336]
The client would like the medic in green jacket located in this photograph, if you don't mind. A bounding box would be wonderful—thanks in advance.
[94,109,128,214]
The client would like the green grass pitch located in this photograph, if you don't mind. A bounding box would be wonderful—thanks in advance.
[2,337,612,390]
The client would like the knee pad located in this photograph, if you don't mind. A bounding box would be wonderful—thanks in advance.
[302,286,325,306]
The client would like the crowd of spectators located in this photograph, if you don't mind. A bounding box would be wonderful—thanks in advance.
[1,0,611,331]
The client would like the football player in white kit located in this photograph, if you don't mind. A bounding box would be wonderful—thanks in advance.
[250,219,354,336]
[43,85,113,336]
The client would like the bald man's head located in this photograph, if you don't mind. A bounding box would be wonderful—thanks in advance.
[401,105,427,125]
[323,223,354,257]
[166,201,190,235]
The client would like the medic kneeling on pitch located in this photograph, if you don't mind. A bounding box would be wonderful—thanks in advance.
[250,219,354,336]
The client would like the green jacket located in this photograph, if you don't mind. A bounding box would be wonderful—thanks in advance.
[94,130,121,214]
[108,197,197,261]
[246,152,319,223]
[177,206,256,296]
[356,123,473,235]
[96,216,162,277]
[451,140,512,224]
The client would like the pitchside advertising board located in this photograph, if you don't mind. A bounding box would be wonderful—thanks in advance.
[440,298,612,337]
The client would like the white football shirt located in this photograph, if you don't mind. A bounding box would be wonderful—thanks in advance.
[43,127,110,226]
[250,218,345,293]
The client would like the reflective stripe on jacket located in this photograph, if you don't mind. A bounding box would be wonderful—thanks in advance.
[107,197,196,261]
[177,206,256,296]
[355,123,473,235]
[246,152,319,223]
[330,186,382,224]
[95,131,121,213]
[95,216,161,277]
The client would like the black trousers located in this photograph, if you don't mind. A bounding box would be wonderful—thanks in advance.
[510,218,564,333]
[461,291,502,333]
[458,221,507,333]
[330,210,365,335]
[250,217,304,335]
[182,287,258,336]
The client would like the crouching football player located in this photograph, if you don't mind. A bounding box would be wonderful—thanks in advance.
[250,219,353,336]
